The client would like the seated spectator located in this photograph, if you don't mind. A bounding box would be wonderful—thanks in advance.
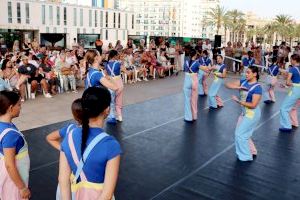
[132,51,146,81]
[18,56,52,99]
[55,54,77,93]
[39,56,59,95]
[158,51,173,77]
[0,70,12,91]
[122,50,135,83]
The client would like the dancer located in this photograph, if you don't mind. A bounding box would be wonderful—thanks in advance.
[183,49,210,122]
[279,54,300,132]
[226,66,262,161]
[0,91,31,200]
[198,50,212,96]
[264,57,279,104]
[241,51,255,80]
[59,87,121,200]
[105,50,126,123]
[208,55,227,109]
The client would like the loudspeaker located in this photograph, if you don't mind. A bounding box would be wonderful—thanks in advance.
[214,35,222,48]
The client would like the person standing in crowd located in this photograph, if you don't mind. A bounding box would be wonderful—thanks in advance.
[167,42,177,74]
[0,91,31,200]
[12,40,20,53]
[279,54,300,132]
[105,50,126,123]
[115,40,123,52]
[225,42,234,72]
[126,39,136,50]
[233,42,243,74]
[226,66,262,161]
[263,57,279,104]
[175,41,184,72]
[95,39,103,55]
[59,87,121,200]
[208,55,227,109]
[198,50,212,96]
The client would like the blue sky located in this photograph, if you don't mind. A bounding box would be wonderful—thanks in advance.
[221,0,300,21]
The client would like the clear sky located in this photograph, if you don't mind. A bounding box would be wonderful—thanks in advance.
[221,0,300,21]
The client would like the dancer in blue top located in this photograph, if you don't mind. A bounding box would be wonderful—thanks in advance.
[226,66,262,161]
[198,50,212,96]
[263,57,279,104]
[279,54,300,132]
[59,87,121,200]
[241,51,255,80]
[208,55,227,109]
[183,49,210,122]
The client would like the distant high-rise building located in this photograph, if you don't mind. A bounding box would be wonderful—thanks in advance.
[92,0,104,7]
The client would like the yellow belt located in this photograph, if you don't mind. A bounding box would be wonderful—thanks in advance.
[70,174,104,192]
[112,75,121,79]
[293,83,300,87]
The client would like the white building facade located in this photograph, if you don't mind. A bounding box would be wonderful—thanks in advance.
[0,0,135,49]
[120,0,220,40]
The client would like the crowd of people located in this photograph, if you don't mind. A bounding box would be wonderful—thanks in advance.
[1,36,300,200]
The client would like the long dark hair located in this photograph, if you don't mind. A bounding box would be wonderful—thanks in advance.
[84,49,98,75]
[0,91,20,115]
[248,66,260,80]
[108,50,118,61]
[81,87,111,156]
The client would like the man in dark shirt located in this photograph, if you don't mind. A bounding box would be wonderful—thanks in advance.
[18,56,52,99]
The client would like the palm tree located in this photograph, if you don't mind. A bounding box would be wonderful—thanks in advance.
[227,9,245,42]
[273,14,293,41]
[203,5,228,35]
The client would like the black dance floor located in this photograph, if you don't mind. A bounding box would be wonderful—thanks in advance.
[23,86,300,200]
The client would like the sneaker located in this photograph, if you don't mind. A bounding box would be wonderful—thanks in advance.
[72,90,78,93]
[44,93,53,98]
[21,98,25,102]
[31,93,36,99]
[137,78,142,82]
[143,77,149,81]
[117,116,123,122]
[264,100,272,104]
[107,118,117,124]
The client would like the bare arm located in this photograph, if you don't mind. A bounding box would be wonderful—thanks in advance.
[100,77,118,91]
[99,156,120,200]
[217,69,227,78]
[59,152,72,200]
[4,148,31,199]
[232,94,261,109]
[286,73,293,86]
[225,80,240,90]
[46,130,61,150]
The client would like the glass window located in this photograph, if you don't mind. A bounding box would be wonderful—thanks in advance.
[73,8,77,26]
[49,6,53,25]
[17,3,21,23]
[100,11,103,27]
[106,29,108,40]
[118,13,121,28]
[105,12,108,28]
[8,2,12,23]
[42,5,46,25]
[89,10,92,27]
[64,7,67,26]
[132,14,134,29]
[125,13,128,29]
[57,6,60,25]
[80,9,83,26]
[95,10,97,27]
[83,28,86,34]
[77,28,80,34]
[113,12,116,28]
[25,3,30,24]
[116,30,118,40]
[46,27,49,33]
[64,28,67,33]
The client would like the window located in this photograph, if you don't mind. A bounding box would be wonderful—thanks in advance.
[105,29,108,40]
[144,26,148,30]
[64,28,67,33]
[95,10,97,27]
[118,13,121,28]
[25,3,30,24]
[73,8,77,26]
[77,28,80,33]
[8,2,12,23]
[125,13,128,29]
[113,12,116,28]
[64,7,67,25]
[17,3,21,23]
[46,27,49,33]
[106,12,108,27]
[53,27,57,33]
[83,28,86,33]
[123,30,125,40]
[132,14,134,29]
[42,5,46,25]
[57,6,60,25]
[80,9,83,26]
[116,30,118,40]
[89,10,92,27]
[100,11,103,27]
[49,6,53,25]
